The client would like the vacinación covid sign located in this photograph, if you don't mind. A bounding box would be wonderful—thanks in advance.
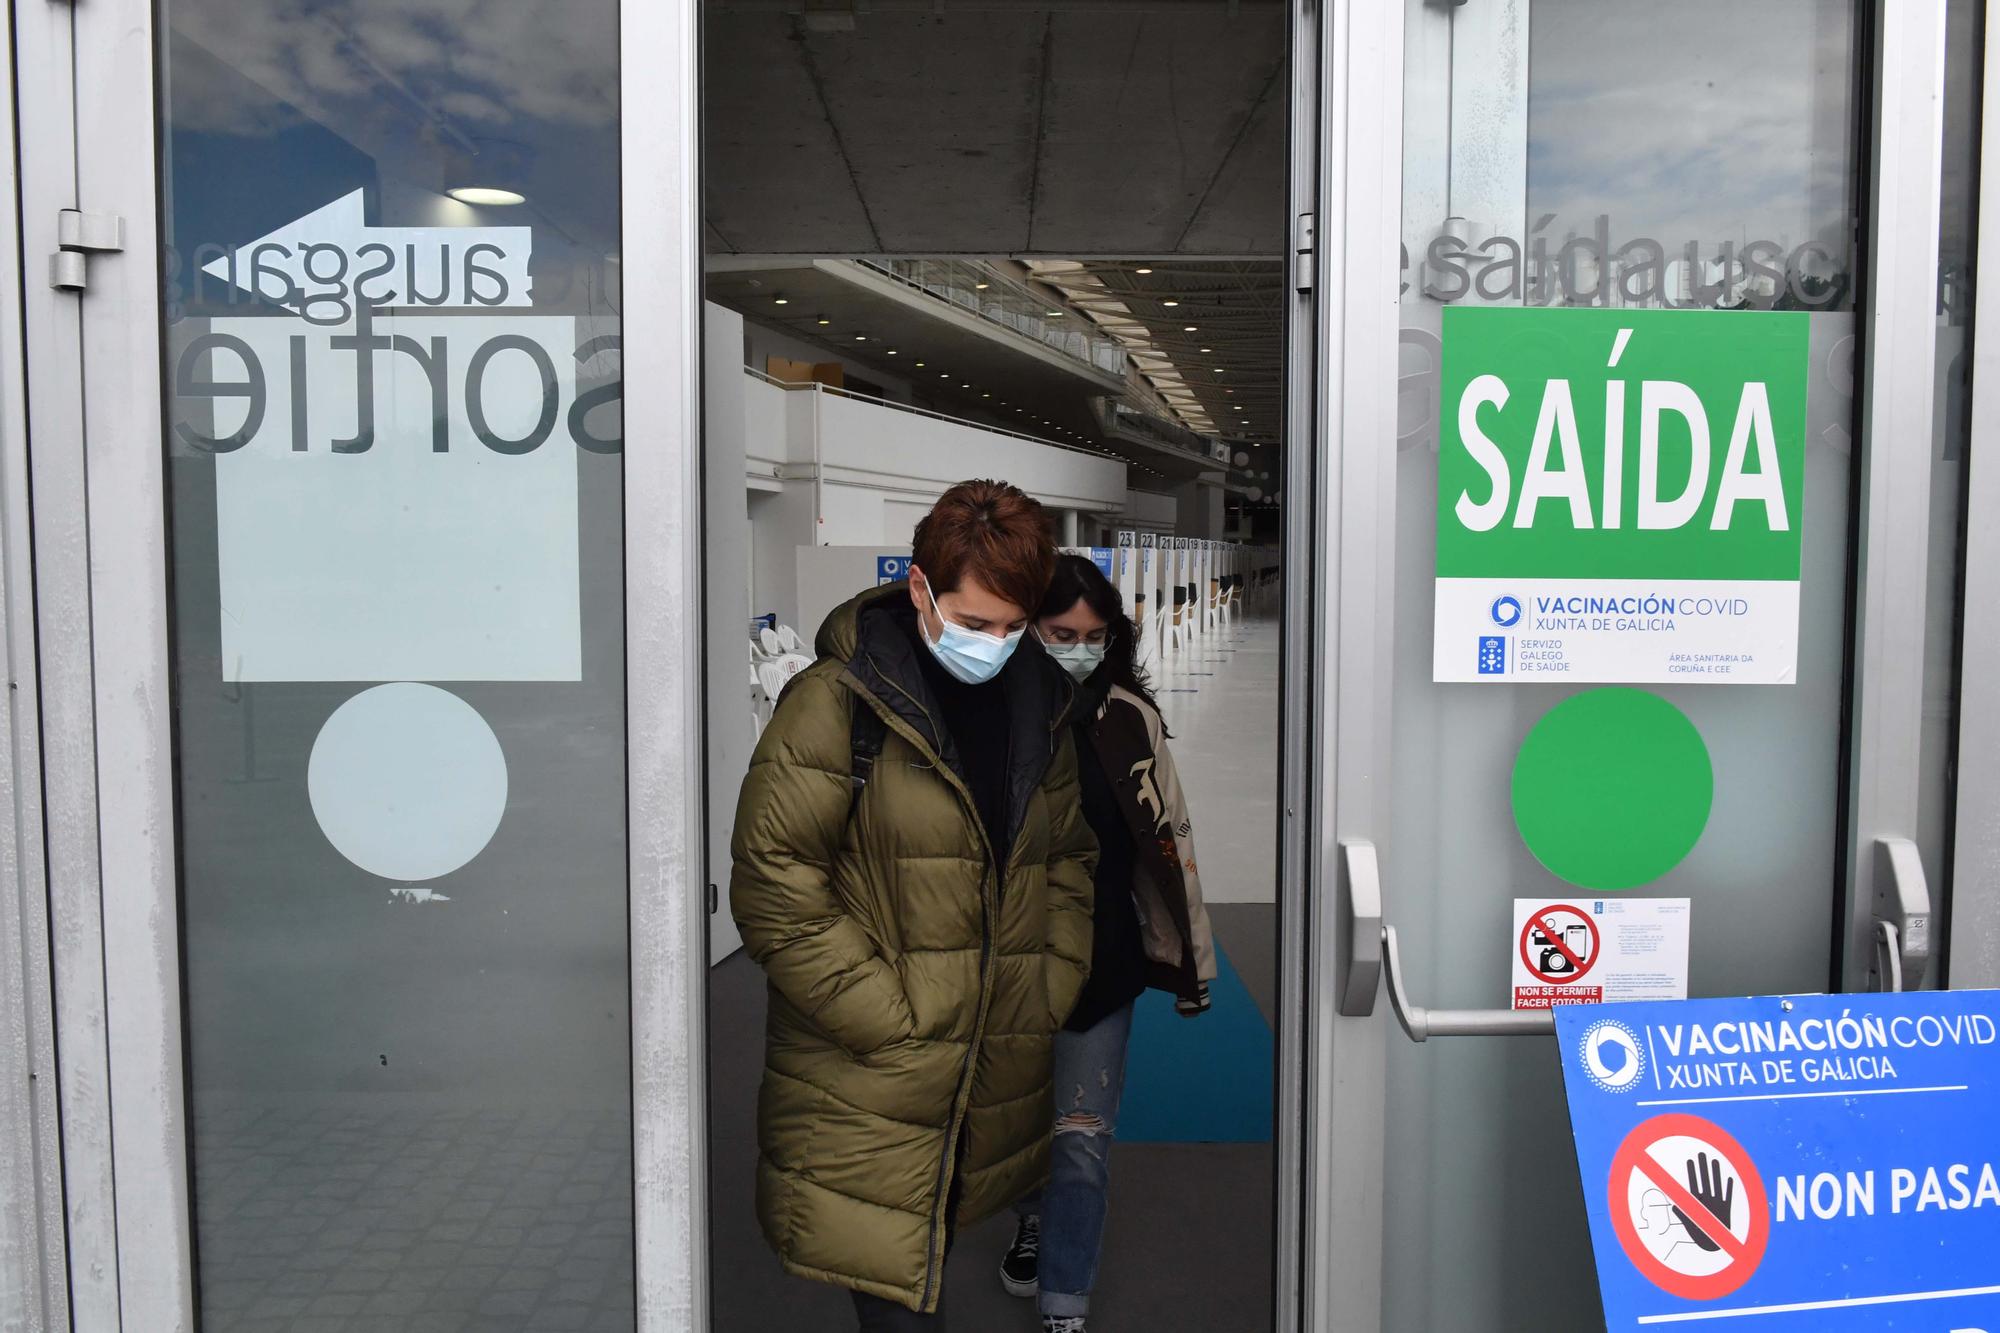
[1435,308,1809,685]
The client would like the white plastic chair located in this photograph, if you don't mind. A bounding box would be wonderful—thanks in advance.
[758,627,784,658]
[757,662,788,710]
[749,662,769,736]
[776,624,806,654]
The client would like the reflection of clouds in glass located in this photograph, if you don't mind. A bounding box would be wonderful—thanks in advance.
[168,1,616,139]
[1528,0,1854,248]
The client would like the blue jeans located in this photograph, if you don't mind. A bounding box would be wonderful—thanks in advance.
[1017,1001,1134,1319]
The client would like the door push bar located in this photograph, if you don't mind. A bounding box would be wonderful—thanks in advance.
[1337,839,1554,1040]
[1339,836,1935,1043]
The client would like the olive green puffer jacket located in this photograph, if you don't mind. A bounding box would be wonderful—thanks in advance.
[729,582,1098,1312]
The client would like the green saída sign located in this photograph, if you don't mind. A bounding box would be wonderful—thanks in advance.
[1434,307,1809,684]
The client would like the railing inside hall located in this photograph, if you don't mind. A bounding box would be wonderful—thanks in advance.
[744,366,1126,464]
[1105,401,1216,459]
[857,259,1130,376]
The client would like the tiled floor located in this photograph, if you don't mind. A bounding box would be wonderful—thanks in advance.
[192,1101,634,1332]
[1144,611,1283,910]
[708,613,1284,1332]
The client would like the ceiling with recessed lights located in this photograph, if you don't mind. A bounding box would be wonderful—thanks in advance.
[702,0,1289,518]
[707,255,1283,490]
[1025,259,1282,449]
[703,2,1286,256]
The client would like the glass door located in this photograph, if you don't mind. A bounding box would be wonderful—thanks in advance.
[1288,1,1961,1329]
[159,1,638,1324]
[1384,3,1865,1324]
[14,0,709,1326]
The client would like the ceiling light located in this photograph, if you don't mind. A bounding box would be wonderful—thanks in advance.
[773,296,790,305]
[1201,347,1213,353]
[1136,267,1153,275]
[855,334,868,342]
[817,317,831,326]
[975,282,991,290]
[1163,299,1180,307]
[1184,325,1198,332]
[886,349,898,356]
[940,373,950,379]
[447,186,526,206]
[982,393,991,398]
[1046,310,1063,317]
[915,361,926,367]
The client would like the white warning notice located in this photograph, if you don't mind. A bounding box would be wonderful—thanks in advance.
[1511,898,1690,1011]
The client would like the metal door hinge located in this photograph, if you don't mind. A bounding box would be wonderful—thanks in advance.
[1294,211,1315,294]
[706,882,719,915]
[50,208,126,292]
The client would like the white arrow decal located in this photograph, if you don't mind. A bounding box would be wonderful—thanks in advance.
[201,188,532,314]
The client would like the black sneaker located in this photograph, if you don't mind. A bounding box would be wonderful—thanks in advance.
[1041,1319,1085,1333]
[999,1214,1040,1297]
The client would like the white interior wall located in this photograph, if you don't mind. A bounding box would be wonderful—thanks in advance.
[1123,487,1178,531]
[812,390,1127,526]
[703,305,751,962]
[882,499,932,547]
[722,341,1130,633]
[747,486,813,629]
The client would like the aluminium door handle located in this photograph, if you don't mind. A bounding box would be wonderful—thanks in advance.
[1336,839,1382,1016]
[1872,835,1931,992]
[1381,924,1554,1040]
[1338,837,1554,1038]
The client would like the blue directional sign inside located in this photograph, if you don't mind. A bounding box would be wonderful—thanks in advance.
[1556,991,2000,1331]
[876,554,912,585]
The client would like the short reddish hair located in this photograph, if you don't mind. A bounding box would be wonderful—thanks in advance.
[912,479,1056,616]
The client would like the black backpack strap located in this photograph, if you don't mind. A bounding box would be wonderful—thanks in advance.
[848,695,889,820]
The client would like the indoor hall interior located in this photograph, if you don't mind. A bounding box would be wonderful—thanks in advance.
[698,1,1289,1327]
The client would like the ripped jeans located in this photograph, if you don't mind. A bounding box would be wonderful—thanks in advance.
[1015,1000,1134,1319]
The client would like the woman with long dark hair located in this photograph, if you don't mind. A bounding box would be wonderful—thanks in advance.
[998,553,1218,1333]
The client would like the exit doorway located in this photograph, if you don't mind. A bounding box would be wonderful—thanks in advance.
[699,5,1290,1329]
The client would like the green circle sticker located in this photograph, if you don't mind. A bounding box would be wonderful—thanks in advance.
[1511,688,1713,891]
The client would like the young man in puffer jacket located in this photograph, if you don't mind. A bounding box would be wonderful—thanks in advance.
[730,478,1098,1330]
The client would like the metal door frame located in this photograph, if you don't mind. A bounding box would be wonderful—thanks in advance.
[1283,1,1960,1330]
[0,6,70,1328]
[13,0,190,1324]
[624,1,713,1327]
[1950,3,2000,989]
[1843,0,1952,993]
[1281,0,1405,1329]
[8,1,714,1328]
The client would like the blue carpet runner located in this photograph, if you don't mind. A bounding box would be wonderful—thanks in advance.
[1117,940,1275,1143]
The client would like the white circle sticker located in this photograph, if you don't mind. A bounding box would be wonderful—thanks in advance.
[308,683,508,883]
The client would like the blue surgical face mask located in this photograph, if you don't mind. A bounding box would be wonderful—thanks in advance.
[1044,641,1106,683]
[920,579,1024,685]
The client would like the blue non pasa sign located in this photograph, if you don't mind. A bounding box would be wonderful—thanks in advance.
[1556,992,2000,1331]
